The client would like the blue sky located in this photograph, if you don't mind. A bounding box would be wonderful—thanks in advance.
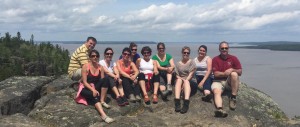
[1,0,300,42]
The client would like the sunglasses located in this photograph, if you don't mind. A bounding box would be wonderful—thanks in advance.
[183,52,190,55]
[123,53,130,56]
[158,48,165,50]
[131,49,137,51]
[220,47,229,51]
[105,53,113,56]
[90,55,99,58]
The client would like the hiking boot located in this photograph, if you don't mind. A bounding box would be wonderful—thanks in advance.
[116,97,125,106]
[229,97,237,110]
[180,99,190,114]
[121,96,129,105]
[128,94,136,102]
[167,84,173,95]
[135,95,141,101]
[201,94,213,102]
[214,109,228,118]
[101,102,111,109]
[174,99,181,112]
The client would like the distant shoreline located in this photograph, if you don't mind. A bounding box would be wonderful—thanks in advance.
[41,41,157,45]
[232,41,300,51]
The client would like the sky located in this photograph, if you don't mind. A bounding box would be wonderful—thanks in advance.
[1,0,300,42]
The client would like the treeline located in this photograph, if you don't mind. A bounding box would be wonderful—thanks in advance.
[234,42,300,51]
[0,32,70,81]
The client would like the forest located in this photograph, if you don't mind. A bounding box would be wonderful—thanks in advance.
[0,32,69,81]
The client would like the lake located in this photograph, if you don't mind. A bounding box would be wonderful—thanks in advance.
[58,42,300,118]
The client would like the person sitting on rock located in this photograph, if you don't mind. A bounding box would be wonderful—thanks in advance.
[194,45,213,102]
[212,41,242,117]
[152,42,175,100]
[68,37,97,81]
[99,47,129,107]
[117,47,141,102]
[75,49,114,123]
[174,46,196,114]
[136,46,160,105]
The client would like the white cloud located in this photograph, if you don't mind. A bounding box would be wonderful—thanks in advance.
[0,0,300,41]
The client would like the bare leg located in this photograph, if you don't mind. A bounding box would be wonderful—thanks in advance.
[204,90,211,96]
[213,88,223,108]
[139,80,147,96]
[183,80,191,100]
[94,102,107,119]
[100,88,108,103]
[117,80,125,97]
[112,86,120,97]
[175,79,183,99]
[166,73,172,85]
[230,72,239,96]
[160,85,166,92]
[153,82,159,95]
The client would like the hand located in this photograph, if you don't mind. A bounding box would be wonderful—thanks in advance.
[154,70,159,75]
[113,75,118,81]
[198,81,204,90]
[166,67,172,73]
[92,89,99,97]
[130,76,136,81]
[224,68,233,76]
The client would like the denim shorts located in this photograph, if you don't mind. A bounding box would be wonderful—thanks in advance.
[195,75,213,91]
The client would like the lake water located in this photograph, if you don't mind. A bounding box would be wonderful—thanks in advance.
[58,42,300,118]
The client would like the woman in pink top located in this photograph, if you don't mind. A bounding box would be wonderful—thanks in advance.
[75,50,114,123]
[117,47,140,102]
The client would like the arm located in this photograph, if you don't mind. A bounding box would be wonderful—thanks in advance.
[81,63,99,97]
[136,58,141,70]
[130,62,139,80]
[153,60,159,75]
[100,65,105,79]
[116,60,131,78]
[199,57,212,86]
[167,58,175,73]
[156,61,168,71]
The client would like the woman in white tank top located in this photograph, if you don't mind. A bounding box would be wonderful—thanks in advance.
[136,46,160,104]
[194,45,213,102]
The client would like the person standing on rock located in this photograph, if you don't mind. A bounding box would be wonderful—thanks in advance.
[212,41,242,117]
[75,50,115,123]
[68,37,97,81]
[174,46,196,114]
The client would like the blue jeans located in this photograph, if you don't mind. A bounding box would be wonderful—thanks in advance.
[195,75,213,91]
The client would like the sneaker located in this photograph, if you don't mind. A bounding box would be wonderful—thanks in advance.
[121,96,129,105]
[167,84,173,95]
[161,90,169,100]
[135,95,141,101]
[214,109,228,118]
[128,94,136,102]
[102,116,115,123]
[229,97,237,110]
[116,97,125,106]
[101,102,111,109]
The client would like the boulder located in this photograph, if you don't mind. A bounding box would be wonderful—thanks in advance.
[1,75,298,126]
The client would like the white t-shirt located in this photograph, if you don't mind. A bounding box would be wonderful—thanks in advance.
[99,59,116,73]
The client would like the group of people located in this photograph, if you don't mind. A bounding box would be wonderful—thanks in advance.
[68,37,242,124]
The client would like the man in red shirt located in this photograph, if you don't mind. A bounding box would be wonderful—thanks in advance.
[212,41,242,117]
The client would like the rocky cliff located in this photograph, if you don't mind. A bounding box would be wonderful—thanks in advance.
[0,75,299,127]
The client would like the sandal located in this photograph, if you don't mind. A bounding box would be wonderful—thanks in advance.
[102,116,115,123]
[152,94,158,104]
[101,102,111,109]
[144,94,150,105]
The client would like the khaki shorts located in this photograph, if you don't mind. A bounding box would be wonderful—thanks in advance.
[211,77,231,91]
[71,68,82,81]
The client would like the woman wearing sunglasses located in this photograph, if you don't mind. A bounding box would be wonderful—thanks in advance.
[152,42,175,100]
[99,47,129,107]
[136,46,160,104]
[75,49,114,123]
[117,47,140,102]
[174,46,196,114]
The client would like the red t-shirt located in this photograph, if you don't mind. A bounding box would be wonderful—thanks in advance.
[212,54,242,80]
